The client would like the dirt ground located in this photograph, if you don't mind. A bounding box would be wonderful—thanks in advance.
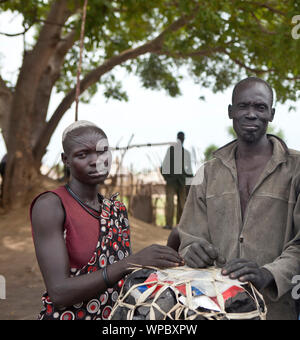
[0,180,172,320]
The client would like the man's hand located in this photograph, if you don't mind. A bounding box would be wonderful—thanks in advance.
[183,240,226,268]
[221,258,274,291]
[125,244,184,272]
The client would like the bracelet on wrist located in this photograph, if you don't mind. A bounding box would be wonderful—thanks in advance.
[102,266,111,288]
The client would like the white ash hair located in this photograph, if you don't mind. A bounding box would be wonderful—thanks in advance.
[62,120,107,154]
[62,120,98,143]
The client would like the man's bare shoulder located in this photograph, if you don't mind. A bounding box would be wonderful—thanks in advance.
[31,192,65,225]
[33,192,62,210]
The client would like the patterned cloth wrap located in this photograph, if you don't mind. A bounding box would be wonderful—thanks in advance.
[38,195,131,320]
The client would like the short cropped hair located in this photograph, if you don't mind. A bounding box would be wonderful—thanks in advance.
[62,120,107,154]
[232,77,274,106]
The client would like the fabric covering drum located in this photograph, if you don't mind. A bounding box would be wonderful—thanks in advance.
[109,266,267,320]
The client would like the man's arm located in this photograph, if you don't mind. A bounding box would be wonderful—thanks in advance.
[167,227,180,251]
[31,193,121,307]
[32,193,184,307]
[260,159,300,301]
[222,175,300,297]
[178,166,225,267]
[261,191,300,300]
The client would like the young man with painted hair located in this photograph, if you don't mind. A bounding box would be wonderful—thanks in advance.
[31,120,183,320]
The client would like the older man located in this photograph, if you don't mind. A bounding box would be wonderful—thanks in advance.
[178,77,300,320]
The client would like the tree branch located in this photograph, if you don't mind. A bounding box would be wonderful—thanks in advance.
[0,24,32,37]
[286,75,300,81]
[29,1,74,65]
[55,29,78,59]
[157,45,227,59]
[258,2,287,16]
[6,0,79,165]
[250,11,277,35]
[0,75,12,94]
[230,0,287,16]
[223,50,270,75]
[33,12,198,159]
[224,47,299,82]
[31,29,78,150]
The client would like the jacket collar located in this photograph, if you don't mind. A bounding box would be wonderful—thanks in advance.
[213,135,289,174]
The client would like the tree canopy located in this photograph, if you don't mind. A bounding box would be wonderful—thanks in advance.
[0,0,299,207]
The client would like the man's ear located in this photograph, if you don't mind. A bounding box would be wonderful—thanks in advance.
[61,153,69,167]
[228,104,233,119]
[269,108,275,122]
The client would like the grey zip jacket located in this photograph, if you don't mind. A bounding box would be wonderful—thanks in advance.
[178,135,300,320]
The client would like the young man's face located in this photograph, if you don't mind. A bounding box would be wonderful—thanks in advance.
[228,82,275,144]
[63,131,112,185]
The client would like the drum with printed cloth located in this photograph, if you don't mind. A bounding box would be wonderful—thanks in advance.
[109,266,267,320]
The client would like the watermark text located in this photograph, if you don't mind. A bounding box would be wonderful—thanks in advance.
[0,275,6,300]
[291,15,300,40]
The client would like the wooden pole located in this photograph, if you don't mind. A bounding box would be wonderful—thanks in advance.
[75,0,88,121]
[110,141,175,151]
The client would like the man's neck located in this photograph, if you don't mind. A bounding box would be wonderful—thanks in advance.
[236,135,273,160]
[68,179,100,203]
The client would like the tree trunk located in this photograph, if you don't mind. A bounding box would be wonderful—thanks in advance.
[2,9,193,208]
[33,14,191,164]
[2,0,73,208]
[0,76,12,147]
[31,29,77,167]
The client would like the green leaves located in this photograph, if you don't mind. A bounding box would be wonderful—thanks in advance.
[1,0,299,104]
[0,0,51,28]
[204,144,219,161]
[137,54,182,97]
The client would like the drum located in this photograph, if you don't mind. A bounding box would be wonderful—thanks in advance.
[109,266,267,320]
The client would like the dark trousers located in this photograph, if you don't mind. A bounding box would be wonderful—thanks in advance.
[165,182,186,227]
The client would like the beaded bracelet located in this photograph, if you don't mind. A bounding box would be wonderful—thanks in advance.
[102,266,111,288]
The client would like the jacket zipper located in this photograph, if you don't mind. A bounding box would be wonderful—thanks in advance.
[234,162,282,258]
[235,179,244,258]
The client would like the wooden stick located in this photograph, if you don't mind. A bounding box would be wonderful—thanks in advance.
[110,141,176,151]
[75,0,88,121]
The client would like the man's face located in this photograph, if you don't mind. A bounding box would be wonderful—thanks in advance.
[177,133,185,145]
[228,82,275,144]
[63,131,112,184]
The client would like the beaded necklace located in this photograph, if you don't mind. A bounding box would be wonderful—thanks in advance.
[65,184,103,219]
